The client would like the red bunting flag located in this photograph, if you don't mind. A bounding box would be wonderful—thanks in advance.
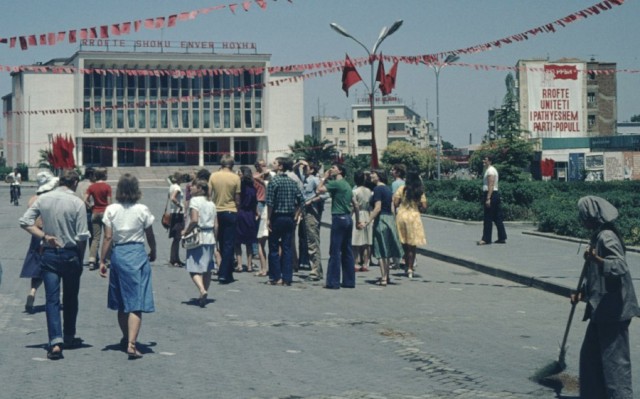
[144,19,154,29]
[155,17,165,29]
[121,22,131,34]
[111,24,121,36]
[57,32,65,42]
[229,4,237,14]
[256,0,267,9]
[100,26,109,39]
[243,1,251,11]
[341,54,362,97]
[19,36,27,50]
[168,15,177,27]
[89,27,97,39]
[28,35,37,46]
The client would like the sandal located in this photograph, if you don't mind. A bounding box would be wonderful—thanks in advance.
[254,271,268,277]
[199,291,208,308]
[378,278,388,287]
[127,342,143,360]
[47,344,64,360]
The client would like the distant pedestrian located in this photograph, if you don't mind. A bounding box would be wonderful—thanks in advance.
[393,170,427,279]
[477,156,507,245]
[317,163,359,289]
[254,171,272,277]
[98,174,156,359]
[571,196,640,399]
[235,166,258,273]
[182,179,216,308]
[20,170,59,313]
[367,169,403,286]
[352,170,373,272]
[8,167,22,205]
[84,168,112,270]
[168,172,185,267]
[390,164,406,269]
[208,154,241,284]
[296,160,326,280]
[20,169,90,360]
[265,157,303,286]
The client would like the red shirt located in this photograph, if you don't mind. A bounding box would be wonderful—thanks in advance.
[86,182,112,214]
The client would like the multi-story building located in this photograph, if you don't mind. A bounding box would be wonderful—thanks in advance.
[312,97,431,158]
[2,40,304,169]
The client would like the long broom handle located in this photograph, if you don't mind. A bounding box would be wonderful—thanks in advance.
[558,259,589,364]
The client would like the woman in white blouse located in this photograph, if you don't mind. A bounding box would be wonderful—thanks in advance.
[182,179,217,308]
[99,174,156,360]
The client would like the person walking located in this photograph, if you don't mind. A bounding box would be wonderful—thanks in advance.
[168,172,185,267]
[20,170,59,313]
[317,163,359,290]
[393,170,427,279]
[571,196,640,399]
[234,166,257,273]
[84,168,112,270]
[98,174,156,359]
[208,154,241,284]
[366,169,403,286]
[265,157,303,286]
[8,167,22,206]
[181,179,216,308]
[478,156,507,245]
[19,169,90,360]
[76,167,96,265]
[352,170,373,272]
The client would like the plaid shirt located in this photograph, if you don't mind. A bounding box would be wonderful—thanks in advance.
[266,173,303,214]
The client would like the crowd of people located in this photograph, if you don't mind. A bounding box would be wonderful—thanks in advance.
[11,157,640,398]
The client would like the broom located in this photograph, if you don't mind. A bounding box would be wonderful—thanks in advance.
[531,258,588,383]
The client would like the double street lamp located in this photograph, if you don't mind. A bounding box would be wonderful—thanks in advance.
[424,54,459,180]
[330,20,403,168]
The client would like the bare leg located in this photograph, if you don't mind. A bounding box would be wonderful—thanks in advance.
[379,258,389,285]
[235,244,243,271]
[257,238,267,274]
[404,245,416,278]
[117,311,128,341]
[245,244,253,272]
[190,272,207,296]
[127,311,142,357]
[362,245,370,269]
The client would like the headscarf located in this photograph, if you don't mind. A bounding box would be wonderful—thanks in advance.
[577,195,618,226]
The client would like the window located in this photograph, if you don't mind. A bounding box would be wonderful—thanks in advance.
[117,141,135,166]
[234,139,256,166]
[588,115,596,128]
[339,140,346,146]
[587,92,597,105]
[83,141,101,166]
[339,127,346,134]
[388,109,395,115]
[358,125,372,133]
[204,141,220,164]
[150,141,185,165]
[358,139,372,147]
[357,110,371,119]
[326,127,334,135]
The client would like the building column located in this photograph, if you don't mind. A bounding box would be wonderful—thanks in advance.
[112,137,118,167]
[76,137,83,167]
[229,137,235,158]
[198,137,204,166]
[145,137,151,167]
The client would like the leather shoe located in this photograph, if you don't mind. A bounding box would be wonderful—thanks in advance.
[494,240,507,244]
[477,240,489,246]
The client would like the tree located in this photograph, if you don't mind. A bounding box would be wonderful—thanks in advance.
[381,141,435,177]
[495,73,527,142]
[631,114,640,122]
[288,135,338,167]
[469,138,534,182]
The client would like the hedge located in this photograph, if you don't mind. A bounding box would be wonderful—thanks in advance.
[425,180,640,246]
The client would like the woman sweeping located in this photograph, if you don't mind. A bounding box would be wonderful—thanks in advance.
[99,174,156,359]
[571,195,640,398]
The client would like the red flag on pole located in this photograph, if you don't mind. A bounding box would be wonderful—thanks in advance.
[375,54,386,86]
[382,59,399,95]
[341,54,362,97]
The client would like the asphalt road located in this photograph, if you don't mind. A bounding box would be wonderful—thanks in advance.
[0,185,638,398]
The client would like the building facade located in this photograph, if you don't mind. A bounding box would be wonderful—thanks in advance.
[3,42,304,168]
[312,97,431,158]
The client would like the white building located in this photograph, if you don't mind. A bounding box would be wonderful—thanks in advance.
[312,97,430,158]
[2,41,304,169]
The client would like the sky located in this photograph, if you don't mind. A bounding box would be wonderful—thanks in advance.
[1,0,638,148]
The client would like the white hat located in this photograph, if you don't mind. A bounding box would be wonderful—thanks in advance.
[36,170,59,194]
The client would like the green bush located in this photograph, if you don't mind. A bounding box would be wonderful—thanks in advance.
[427,179,640,245]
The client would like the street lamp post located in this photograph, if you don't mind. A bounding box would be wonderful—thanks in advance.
[330,20,403,168]
[425,54,459,180]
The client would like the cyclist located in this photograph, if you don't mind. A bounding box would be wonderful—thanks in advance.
[8,168,22,206]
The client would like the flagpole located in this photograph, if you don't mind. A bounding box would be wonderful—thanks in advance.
[330,21,403,169]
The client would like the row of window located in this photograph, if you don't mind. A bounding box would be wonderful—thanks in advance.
[83,71,263,132]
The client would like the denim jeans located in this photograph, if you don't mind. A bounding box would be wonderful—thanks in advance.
[326,214,355,289]
[40,247,83,347]
[268,214,295,283]
[217,211,237,283]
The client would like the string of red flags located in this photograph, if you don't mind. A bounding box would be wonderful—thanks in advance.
[0,0,292,51]
[4,61,639,118]
[341,54,362,97]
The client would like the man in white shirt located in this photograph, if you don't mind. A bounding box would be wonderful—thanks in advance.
[478,156,507,245]
[8,168,22,205]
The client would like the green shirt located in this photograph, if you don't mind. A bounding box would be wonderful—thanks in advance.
[326,179,353,215]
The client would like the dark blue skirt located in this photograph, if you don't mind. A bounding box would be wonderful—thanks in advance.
[108,242,155,313]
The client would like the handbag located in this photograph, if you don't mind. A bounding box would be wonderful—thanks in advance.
[181,227,202,250]
[161,195,171,229]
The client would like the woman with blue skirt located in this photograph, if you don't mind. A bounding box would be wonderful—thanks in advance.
[99,174,156,360]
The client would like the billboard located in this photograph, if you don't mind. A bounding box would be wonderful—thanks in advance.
[526,62,585,137]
